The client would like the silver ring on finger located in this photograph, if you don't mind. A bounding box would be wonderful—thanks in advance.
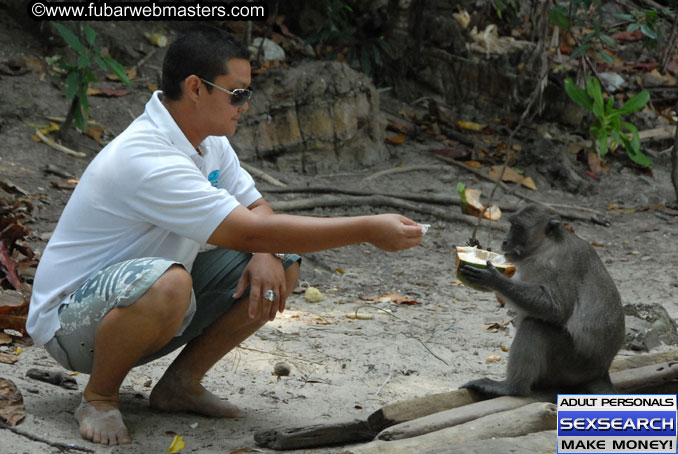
[263,289,276,302]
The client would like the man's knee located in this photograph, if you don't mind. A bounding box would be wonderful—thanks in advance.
[284,262,300,297]
[145,265,192,317]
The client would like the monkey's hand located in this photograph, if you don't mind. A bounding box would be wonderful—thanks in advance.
[459,261,503,289]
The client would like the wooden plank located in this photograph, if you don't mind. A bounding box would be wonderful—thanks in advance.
[376,394,549,441]
[366,388,481,433]
[418,430,556,454]
[610,350,678,372]
[253,418,374,450]
[345,402,557,454]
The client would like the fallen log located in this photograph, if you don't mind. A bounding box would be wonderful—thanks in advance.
[415,430,556,454]
[253,359,678,450]
[610,349,678,372]
[344,402,557,454]
[253,418,374,450]
[612,361,678,392]
[366,388,480,434]
[377,393,550,441]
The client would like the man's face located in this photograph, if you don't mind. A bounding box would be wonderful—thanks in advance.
[201,58,251,136]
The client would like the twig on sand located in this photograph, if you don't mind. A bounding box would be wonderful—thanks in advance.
[34,129,86,158]
[377,355,397,396]
[241,162,287,187]
[363,165,451,182]
[0,421,95,453]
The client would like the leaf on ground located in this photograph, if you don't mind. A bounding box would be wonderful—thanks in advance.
[385,133,406,145]
[0,243,22,291]
[587,151,609,175]
[0,353,18,364]
[0,378,25,426]
[433,147,471,160]
[0,332,11,345]
[87,87,131,97]
[488,165,537,190]
[377,293,421,305]
[462,160,485,168]
[86,123,105,143]
[387,121,410,134]
[106,67,137,82]
[50,179,79,190]
[167,434,186,453]
[457,120,486,131]
[612,30,643,43]
[147,81,159,92]
[0,292,29,335]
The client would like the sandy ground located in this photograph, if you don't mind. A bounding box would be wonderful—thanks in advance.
[2,151,677,453]
[2,16,678,454]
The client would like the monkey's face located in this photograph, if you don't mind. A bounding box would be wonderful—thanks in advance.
[502,206,550,260]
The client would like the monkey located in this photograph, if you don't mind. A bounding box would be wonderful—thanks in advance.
[459,204,625,397]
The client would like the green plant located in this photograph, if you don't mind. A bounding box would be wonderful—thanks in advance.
[549,1,672,63]
[549,0,620,64]
[303,0,393,75]
[48,23,131,134]
[565,76,651,167]
[615,8,672,49]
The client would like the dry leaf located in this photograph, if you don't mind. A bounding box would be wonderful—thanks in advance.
[0,296,29,336]
[0,353,18,364]
[462,160,485,169]
[50,179,79,190]
[457,120,486,131]
[376,293,421,305]
[488,165,537,190]
[486,354,501,363]
[87,87,131,97]
[587,152,609,175]
[387,121,410,134]
[335,268,345,274]
[86,123,105,143]
[147,81,159,92]
[0,332,12,345]
[434,147,471,161]
[0,378,25,426]
[167,434,186,453]
[0,243,22,291]
[385,133,406,145]
[106,67,137,82]
[145,32,168,48]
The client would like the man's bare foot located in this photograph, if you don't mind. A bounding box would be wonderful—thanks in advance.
[74,398,132,445]
[149,375,244,418]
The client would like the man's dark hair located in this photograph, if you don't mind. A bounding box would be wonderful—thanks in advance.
[162,25,250,101]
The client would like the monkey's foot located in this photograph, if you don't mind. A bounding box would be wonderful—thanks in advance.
[461,377,516,398]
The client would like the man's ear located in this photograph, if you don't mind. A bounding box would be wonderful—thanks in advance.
[183,75,202,102]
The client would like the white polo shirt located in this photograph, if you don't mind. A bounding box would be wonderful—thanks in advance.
[27,91,262,346]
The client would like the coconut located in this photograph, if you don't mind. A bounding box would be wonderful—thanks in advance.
[455,246,516,292]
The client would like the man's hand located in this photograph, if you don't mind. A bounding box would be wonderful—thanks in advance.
[367,214,425,252]
[233,253,286,322]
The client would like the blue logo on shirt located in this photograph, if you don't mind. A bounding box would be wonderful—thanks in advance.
[208,170,219,188]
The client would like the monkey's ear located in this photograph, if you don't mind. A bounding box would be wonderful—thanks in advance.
[546,219,561,236]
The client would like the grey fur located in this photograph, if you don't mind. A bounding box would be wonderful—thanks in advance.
[460,205,625,397]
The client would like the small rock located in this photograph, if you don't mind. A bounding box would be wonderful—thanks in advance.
[273,362,291,377]
[304,286,323,303]
[143,379,152,388]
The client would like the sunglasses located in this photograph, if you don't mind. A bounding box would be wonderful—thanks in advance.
[199,77,252,107]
